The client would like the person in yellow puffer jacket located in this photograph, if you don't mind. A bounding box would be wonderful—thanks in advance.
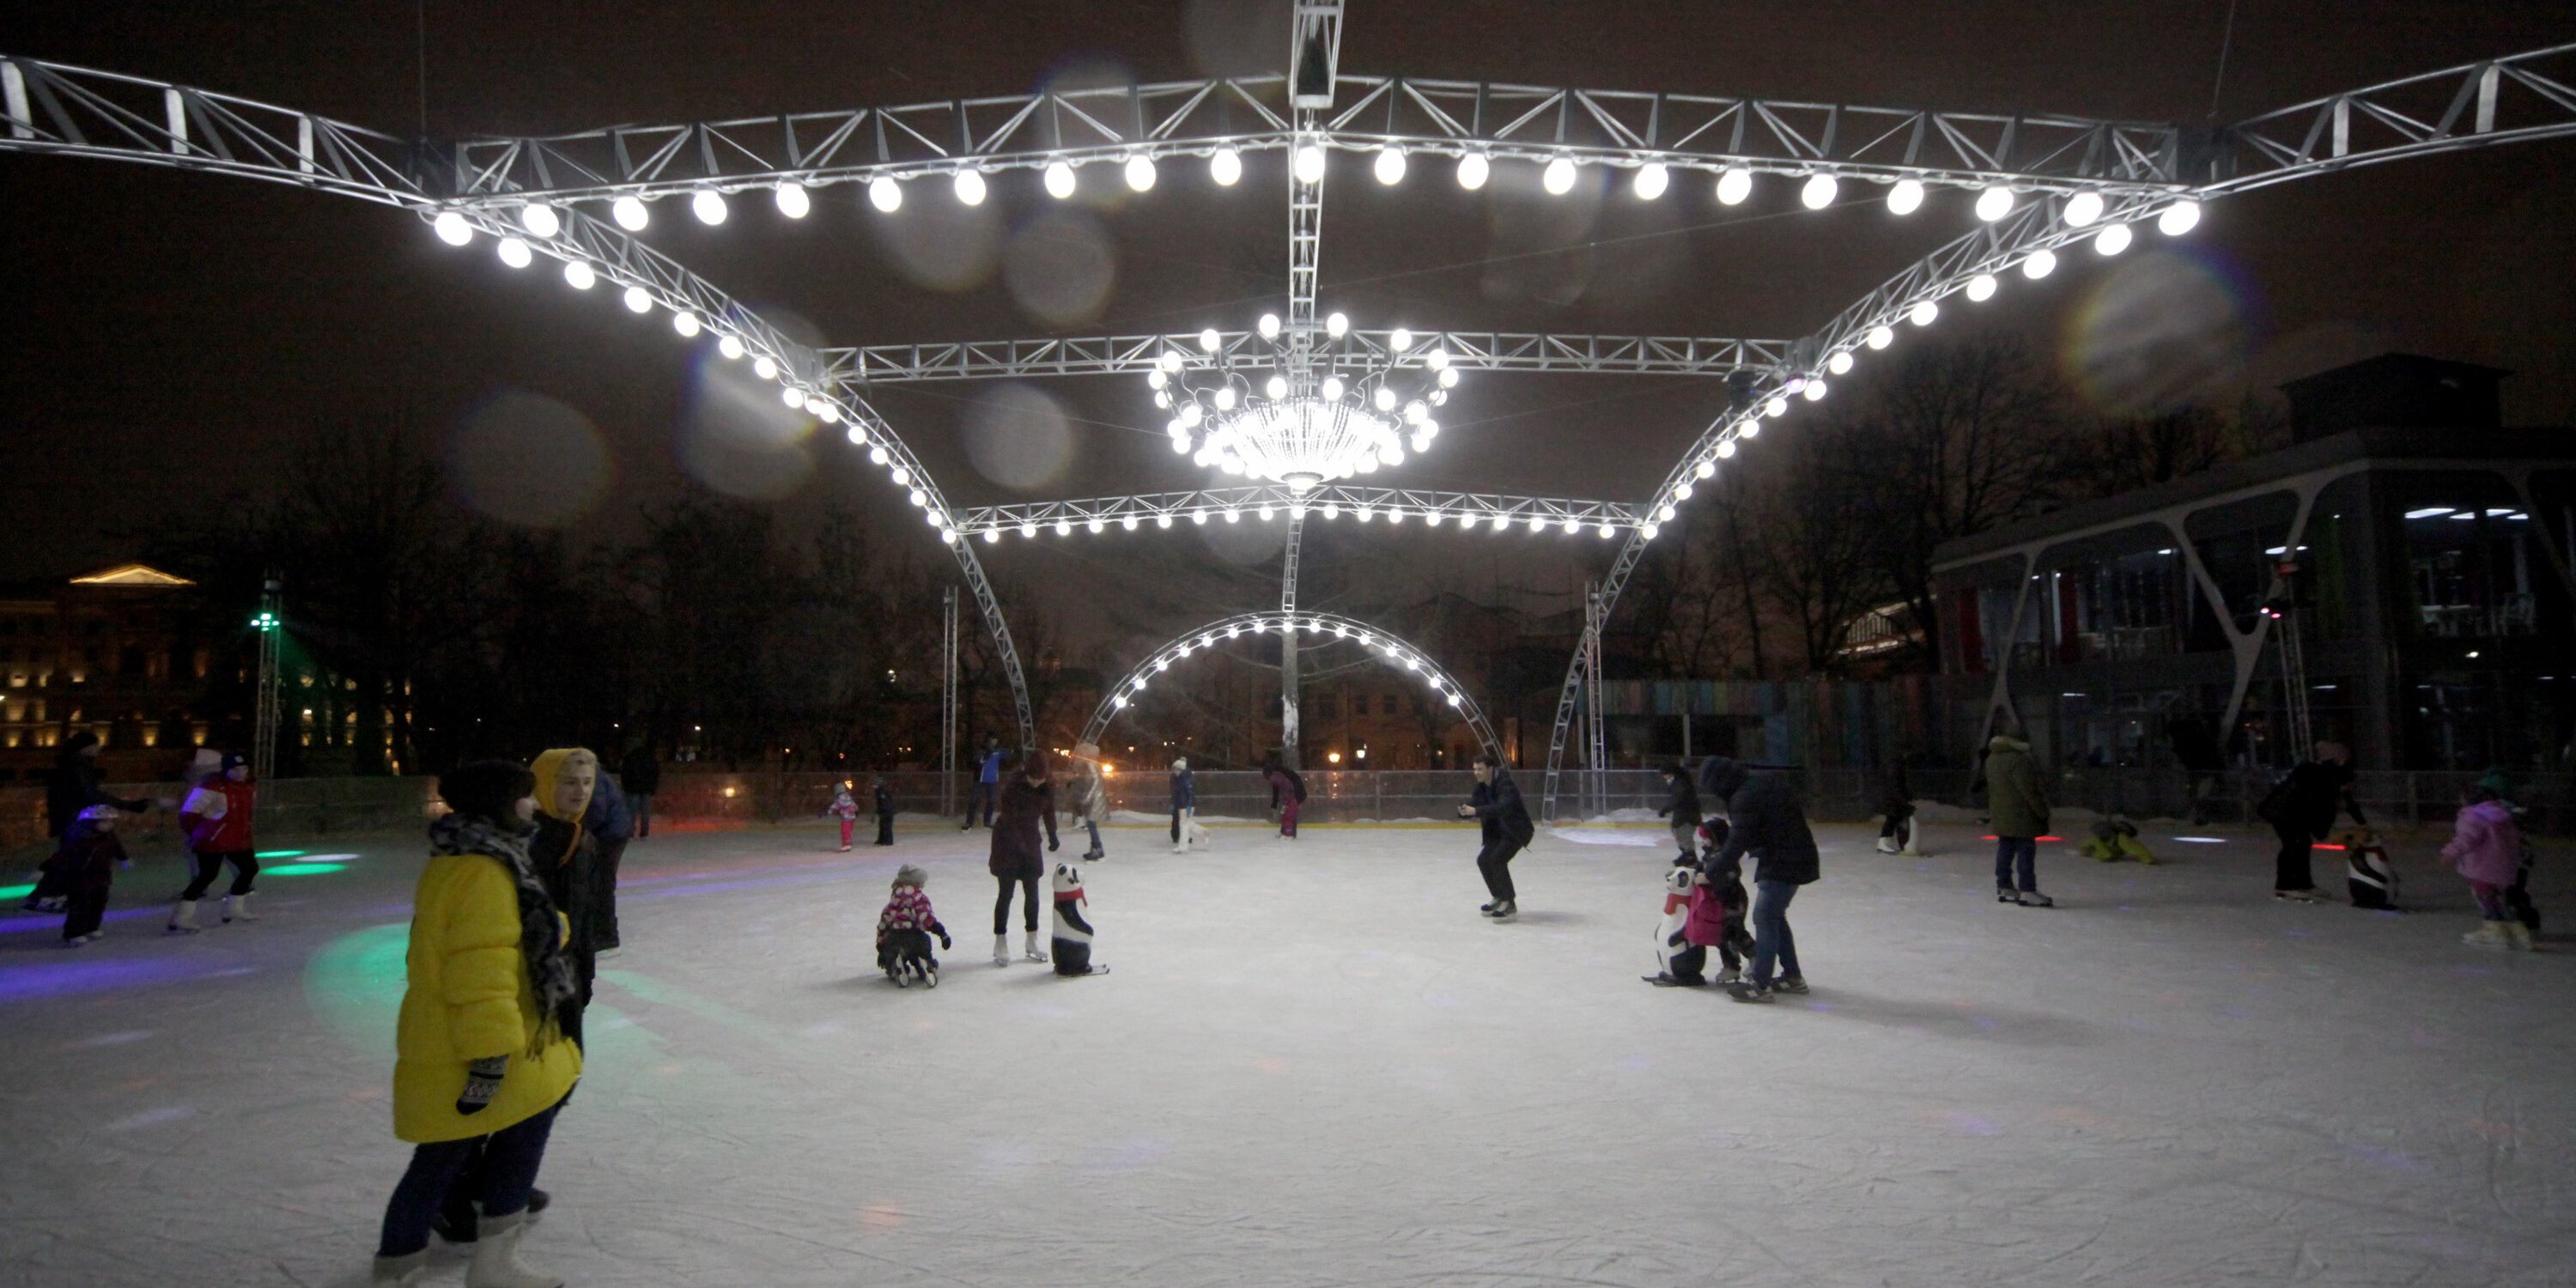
[373,760,582,1288]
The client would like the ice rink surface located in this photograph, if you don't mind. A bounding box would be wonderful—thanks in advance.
[4,815,2571,1287]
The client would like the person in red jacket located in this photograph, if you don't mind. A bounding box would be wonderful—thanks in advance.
[169,751,259,933]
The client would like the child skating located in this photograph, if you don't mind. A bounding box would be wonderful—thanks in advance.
[2441,784,2532,951]
[58,805,130,946]
[827,781,860,852]
[877,865,952,987]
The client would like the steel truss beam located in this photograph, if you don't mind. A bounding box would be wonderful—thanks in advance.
[951,486,1644,538]
[423,76,2184,212]
[829,330,1788,383]
[1077,610,1502,764]
[0,56,1041,751]
[2209,42,2576,193]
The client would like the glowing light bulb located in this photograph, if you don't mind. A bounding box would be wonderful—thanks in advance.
[1257,313,1282,340]
[1801,173,1838,210]
[1642,523,1661,540]
[1266,375,1288,399]
[562,261,596,290]
[611,196,649,230]
[434,211,474,246]
[1294,144,1327,185]
[868,176,902,213]
[1633,162,1668,200]
[1966,272,1998,302]
[519,204,560,238]
[1326,312,1348,338]
[1695,459,1716,479]
[2094,222,2133,255]
[496,236,532,268]
[1210,148,1242,186]
[2022,248,2058,279]
[1974,185,2014,222]
[691,188,728,225]
[623,285,653,313]
[754,355,778,380]
[1715,440,1735,460]
[2157,200,2202,236]
[1044,161,1076,199]
[1716,167,1753,205]
[672,311,701,337]
[952,169,987,206]
[1456,153,1490,190]
[1374,386,1397,411]
[1543,156,1577,195]
[1886,179,1924,216]
[1866,325,1894,350]
[1321,375,1345,400]
[1827,350,1854,375]
[1215,386,1237,411]
[1910,300,1939,327]
[1765,397,1789,417]
[783,386,806,408]
[1389,327,1413,352]
[1373,146,1406,185]
[2063,191,2104,228]
[1803,380,1826,402]
[774,181,810,218]
[1426,349,1450,372]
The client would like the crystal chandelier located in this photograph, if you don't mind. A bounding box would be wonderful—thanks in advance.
[1149,312,1460,493]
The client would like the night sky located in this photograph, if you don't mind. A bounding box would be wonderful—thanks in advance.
[6,2,2573,636]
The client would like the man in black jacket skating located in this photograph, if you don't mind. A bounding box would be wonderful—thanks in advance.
[1656,762,1701,863]
[1698,756,1820,1003]
[1456,755,1535,920]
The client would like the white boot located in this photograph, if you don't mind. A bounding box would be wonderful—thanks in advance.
[1024,929,1049,963]
[1874,837,1899,854]
[167,900,201,934]
[465,1210,561,1288]
[2463,921,2512,950]
[223,892,259,922]
[2506,922,2536,952]
[993,934,1011,967]
[371,1249,428,1285]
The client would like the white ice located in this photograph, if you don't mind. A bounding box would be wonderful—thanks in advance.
[4,815,2571,1286]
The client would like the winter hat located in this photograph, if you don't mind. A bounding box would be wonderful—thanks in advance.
[893,864,927,889]
[78,804,118,821]
[220,750,250,775]
[1171,756,1188,771]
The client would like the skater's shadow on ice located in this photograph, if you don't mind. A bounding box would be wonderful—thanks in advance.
[1791,992,2098,1048]
[1499,909,1586,926]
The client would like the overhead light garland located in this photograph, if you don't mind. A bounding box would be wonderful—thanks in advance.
[1149,311,1459,493]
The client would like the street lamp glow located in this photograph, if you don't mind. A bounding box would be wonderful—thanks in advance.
[1974,185,2014,222]
[1125,154,1157,191]
[2062,190,2104,228]
[1209,148,1242,187]
[1886,179,1924,216]
[1198,327,1221,353]
[2157,200,2202,235]
[433,211,473,246]
[868,176,902,212]
[1374,146,1406,185]
[562,261,596,290]
[1257,313,1282,340]
[519,204,560,238]
[691,188,728,225]
[1801,173,1838,210]
[1716,167,1753,205]
[2094,222,2134,255]
[1294,144,1327,185]
[623,285,653,313]
[952,169,987,206]
[1044,161,1077,199]
[1456,153,1490,190]
[1966,272,1999,301]
[611,196,649,230]
[1542,156,1579,195]
[1632,162,1669,200]
[774,181,810,218]
[2022,247,2059,279]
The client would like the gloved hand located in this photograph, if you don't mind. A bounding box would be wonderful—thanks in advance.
[938,930,952,950]
[457,1055,507,1115]
[1048,835,1060,852]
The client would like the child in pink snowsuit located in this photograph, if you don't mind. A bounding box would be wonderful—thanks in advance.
[2440,785,2530,951]
[877,865,951,985]
[828,783,861,852]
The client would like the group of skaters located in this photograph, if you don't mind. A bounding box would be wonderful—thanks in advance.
[22,734,263,945]
[1638,756,1822,1003]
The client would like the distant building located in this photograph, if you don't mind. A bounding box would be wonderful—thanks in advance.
[0,564,224,783]
[1929,355,2575,773]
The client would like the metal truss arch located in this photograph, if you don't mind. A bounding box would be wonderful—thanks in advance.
[1078,610,1502,765]
[830,330,1788,384]
[951,486,1645,538]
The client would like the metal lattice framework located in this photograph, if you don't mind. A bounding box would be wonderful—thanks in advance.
[951,487,1647,538]
[6,29,2573,794]
[1078,611,1502,763]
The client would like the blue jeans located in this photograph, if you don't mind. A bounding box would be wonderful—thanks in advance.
[1995,836,2038,892]
[1749,878,1801,987]
[1083,819,1103,855]
[377,1099,562,1257]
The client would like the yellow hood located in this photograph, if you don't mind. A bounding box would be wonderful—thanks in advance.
[531,747,598,825]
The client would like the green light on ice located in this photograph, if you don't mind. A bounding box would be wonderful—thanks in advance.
[263,862,347,877]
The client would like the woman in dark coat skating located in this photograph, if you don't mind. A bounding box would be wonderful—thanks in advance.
[988,749,1061,966]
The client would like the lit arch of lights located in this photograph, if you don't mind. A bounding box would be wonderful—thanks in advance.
[1079,611,1502,766]
[4,28,2572,799]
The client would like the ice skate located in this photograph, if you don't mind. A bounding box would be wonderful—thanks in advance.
[463,1209,560,1288]
[1727,981,1775,1004]
[895,966,913,987]
[923,960,939,987]
[2462,921,2512,950]
[1643,972,1705,987]
[2505,923,2536,951]
[1485,899,1517,921]
[1714,965,1742,985]
[2017,890,2054,908]
[1874,837,1899,854]
[1996,888,2019,903]
[1023,930,1049,963]
[167,900,201,934]
[371,1249,429,1285]
[62,934,92,948]
[838,844,852,853]
[1774,975,1810,994]
[993,934,1010,967]
[222,892,259,921]
[2273,888,2325,903]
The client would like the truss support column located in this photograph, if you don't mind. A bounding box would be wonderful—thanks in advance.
[1541,533,1652,822]
[1582,581,1607,817]
[1287,111,1324,393]
[941,586,958,818]
[252,572,282,787]
[1280,510,1305,769]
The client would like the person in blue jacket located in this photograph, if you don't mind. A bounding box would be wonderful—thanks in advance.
[1169,756,1208,851]
[962,738,1003,830]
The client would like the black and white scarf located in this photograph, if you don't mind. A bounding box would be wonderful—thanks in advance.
[428,812,580,1053]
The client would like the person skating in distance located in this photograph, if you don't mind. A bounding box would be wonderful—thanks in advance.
[1455,754,1533,920]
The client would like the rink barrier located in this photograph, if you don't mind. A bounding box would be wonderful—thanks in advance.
[8,765,2570,855]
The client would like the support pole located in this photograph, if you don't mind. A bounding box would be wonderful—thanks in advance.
[941,586,958,817]
[252,573,282,787]
[1281,509,1305,769]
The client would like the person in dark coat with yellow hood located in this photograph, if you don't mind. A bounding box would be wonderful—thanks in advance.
[530,748,604,1046]
[987,748,1060,967]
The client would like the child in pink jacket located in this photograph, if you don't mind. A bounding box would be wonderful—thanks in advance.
[2440,785,2530,951]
